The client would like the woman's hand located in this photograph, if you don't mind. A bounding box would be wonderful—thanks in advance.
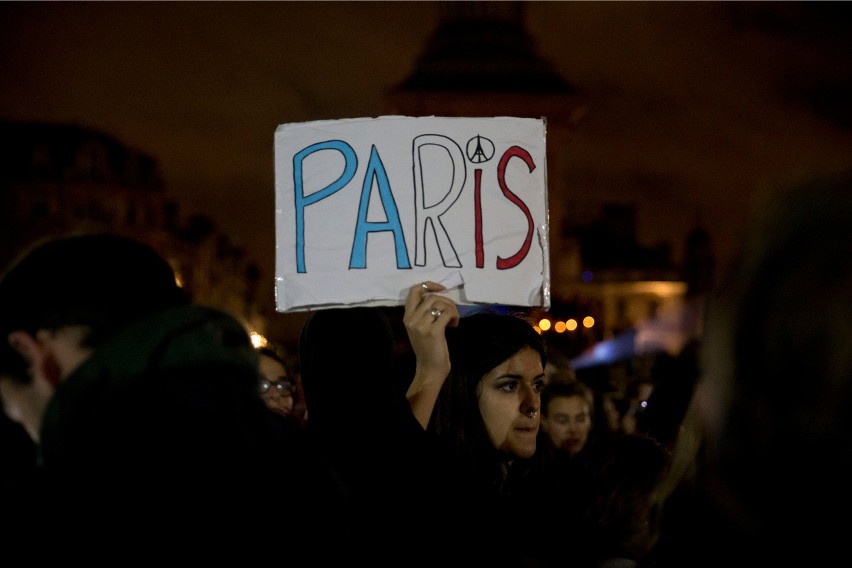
[403,281,459,429]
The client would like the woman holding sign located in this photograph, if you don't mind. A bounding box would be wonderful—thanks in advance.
[404,282,568,567]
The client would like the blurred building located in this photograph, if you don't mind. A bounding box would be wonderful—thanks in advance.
[0,119,267,337]
[383,1,712,356]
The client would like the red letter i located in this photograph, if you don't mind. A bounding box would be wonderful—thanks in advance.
[474,168,484,268]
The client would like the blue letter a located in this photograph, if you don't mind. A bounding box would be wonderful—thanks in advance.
[350,146,411,269]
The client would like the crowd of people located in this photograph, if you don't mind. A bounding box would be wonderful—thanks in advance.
[2,171,851,564]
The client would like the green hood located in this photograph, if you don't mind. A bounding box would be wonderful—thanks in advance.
[40,304,259,450]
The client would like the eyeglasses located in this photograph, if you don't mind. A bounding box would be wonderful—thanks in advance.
[259,379,295,396]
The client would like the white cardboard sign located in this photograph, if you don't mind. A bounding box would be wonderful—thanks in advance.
[274,116,550,312]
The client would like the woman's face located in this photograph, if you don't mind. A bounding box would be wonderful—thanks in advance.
[476,345,546,459]
[542,395,592,457]
[259,353,295,417]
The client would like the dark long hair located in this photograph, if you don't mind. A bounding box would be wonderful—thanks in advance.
[428,311,546,493]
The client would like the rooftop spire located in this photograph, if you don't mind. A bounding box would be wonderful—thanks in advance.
[396,1,574,94]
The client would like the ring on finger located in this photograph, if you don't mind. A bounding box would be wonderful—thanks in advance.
[430,307,443,321]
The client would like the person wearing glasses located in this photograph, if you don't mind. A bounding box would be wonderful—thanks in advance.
[257,344,303,423]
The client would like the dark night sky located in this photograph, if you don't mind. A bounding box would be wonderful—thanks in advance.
[3,2,852,330]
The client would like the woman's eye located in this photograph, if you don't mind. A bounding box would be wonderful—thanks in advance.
[498,382,517,393]
[533,380,547,392]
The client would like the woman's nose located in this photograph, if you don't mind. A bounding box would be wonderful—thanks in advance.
[520,385,539,412]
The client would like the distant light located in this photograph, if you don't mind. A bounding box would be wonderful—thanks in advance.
[583,316,595,328]
[533,325,542,334]
[566,319,578,331]
[640,400,648,408]
[538,318,552,331]
[554,321,566,333]
[168,260,184,288]
[250,331,268,349]
[581,270,593,283]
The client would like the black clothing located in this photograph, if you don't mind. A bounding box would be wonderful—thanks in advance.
[36,305,344,560]
[299,307,445,567]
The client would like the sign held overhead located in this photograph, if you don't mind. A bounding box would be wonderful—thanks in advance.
[274,116,550,312]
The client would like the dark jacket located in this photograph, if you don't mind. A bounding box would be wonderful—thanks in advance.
[299,307,446,567]
[37,305,344,560]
